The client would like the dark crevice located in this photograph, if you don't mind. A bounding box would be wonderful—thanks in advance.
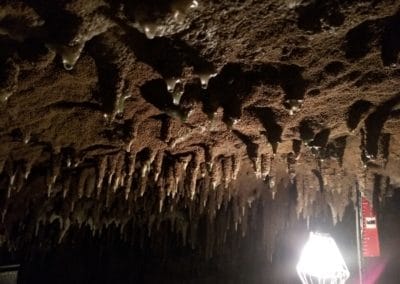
[249,107,282,153]
[381,11,400,66]
[325,136,347,165]
[122,27,214,79]
[309,128,330,149]
[232,130,258,161]
[347,100,373,131]
[279,64,307,101]
[381,11,400,65]
[24,0,82,44]
[49,101,102,111]
[296,1,344,32]
[324,61,345,76]
[140,79,173,111]
[380,133,390,165]
[299,120,315,144]
[86,39,124,114]
[365,95,400,158]
[292,140,302,156]
[343,17,386,61]
[311,169,324,192]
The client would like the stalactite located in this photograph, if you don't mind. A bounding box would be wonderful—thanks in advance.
[14,166,25,193]
[287,152,297,183]
[187,153,200,200]
[47,154,61,197]
[85,168,96,198]
[24,150,41,180]
[62,176,71,199]
[153,151,164,182]
[112,152,125,192]
[125,152,136,200]
[197,72,217,89]
[0,158,5,175]
[296,174,305,219]
[139,175,148,197]
[210,157,222,190]
[233,199,239,232]
[97,156,107,197]
[250,145,261,178]
[158,175,166,213]
[172,158,183,198]
[107,153,119,187]
[46,42,85,70]
[205,146,215,172]
[222,156,232,188]
[165,164,175,198]
[78,168,90,199]
[261,153,271,180]
[231,155,241,180]
[269,156,277,199]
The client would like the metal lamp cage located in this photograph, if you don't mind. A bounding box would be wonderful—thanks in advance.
[297,232,350,284]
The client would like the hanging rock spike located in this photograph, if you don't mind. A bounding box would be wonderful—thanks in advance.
[261,153,271,180]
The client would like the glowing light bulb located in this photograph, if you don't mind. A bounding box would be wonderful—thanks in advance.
[297,232,350,284]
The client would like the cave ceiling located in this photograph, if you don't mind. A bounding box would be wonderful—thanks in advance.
[0,0,399,256]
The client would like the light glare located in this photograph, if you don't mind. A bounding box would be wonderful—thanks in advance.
[297,232,350,284]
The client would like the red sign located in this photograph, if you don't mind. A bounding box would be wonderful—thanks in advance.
[361,197,381,257]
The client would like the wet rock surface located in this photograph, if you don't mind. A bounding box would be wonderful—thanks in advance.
[0,0,400,282]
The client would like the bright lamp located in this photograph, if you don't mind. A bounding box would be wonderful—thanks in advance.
[296,232,350,284]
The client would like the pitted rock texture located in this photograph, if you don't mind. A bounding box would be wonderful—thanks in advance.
[0,0,400,279]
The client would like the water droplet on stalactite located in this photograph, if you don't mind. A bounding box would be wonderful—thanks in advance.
[225,117,240,129]
[142,23,167,39]
[0,91,11,103]
[285,99,303,115]
[231,155,241,180]
[166,78,181,93]
[46,42,85,71]
[113,85,131,121]
[286,0,301,9]
[172,81,185,105]
[390,62,398,68]
[198,72,217,89]
[172,0,199,23]
[23,132,30,144]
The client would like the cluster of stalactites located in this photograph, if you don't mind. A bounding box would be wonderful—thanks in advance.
[0,146,252,245]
